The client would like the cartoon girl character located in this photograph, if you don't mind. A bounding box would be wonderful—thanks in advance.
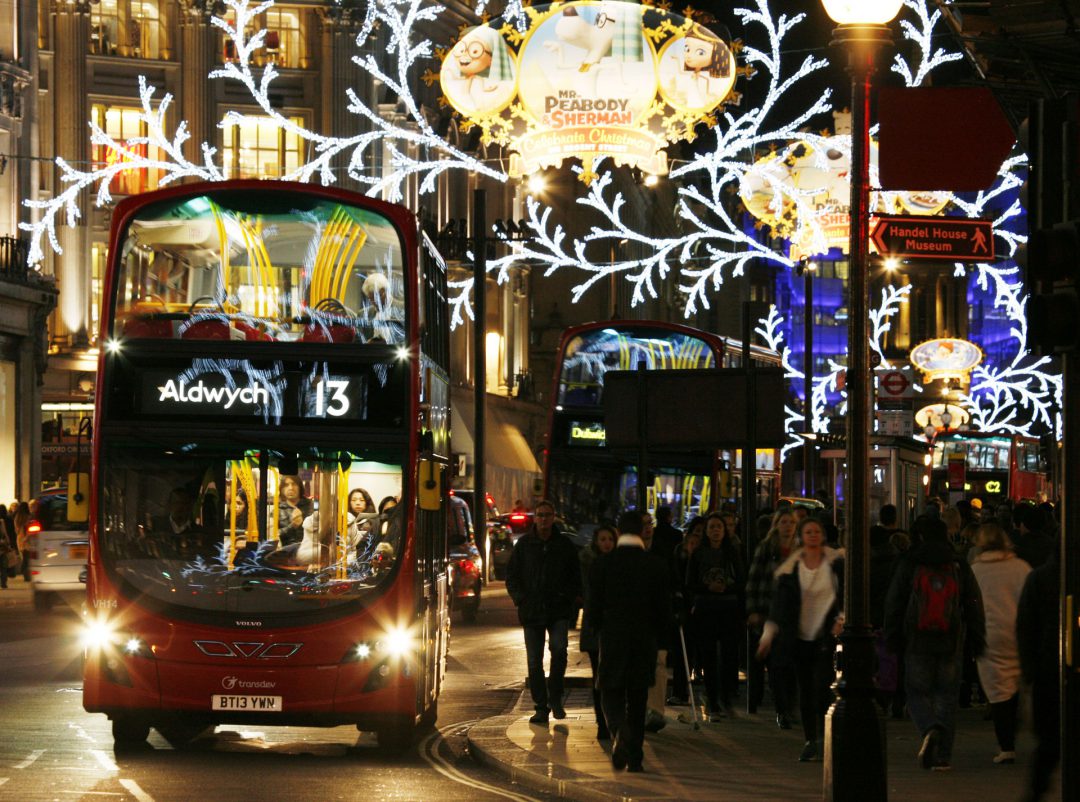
[663,23,735,111]
[444,26,516,116]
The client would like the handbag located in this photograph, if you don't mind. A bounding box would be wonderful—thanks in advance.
[5,549,18,570]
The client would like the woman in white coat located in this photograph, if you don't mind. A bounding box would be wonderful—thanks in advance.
[970,521,1032,765]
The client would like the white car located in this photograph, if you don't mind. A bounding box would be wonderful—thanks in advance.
[28,492,89,613]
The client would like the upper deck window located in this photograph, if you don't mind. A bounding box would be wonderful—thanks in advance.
[557,328,716,407]
[111,189,405,345]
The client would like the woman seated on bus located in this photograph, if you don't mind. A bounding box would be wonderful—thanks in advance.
[347,487,377,543]
[269,475,313,546]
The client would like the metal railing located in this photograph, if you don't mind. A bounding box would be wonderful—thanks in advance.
[0,235,33,284]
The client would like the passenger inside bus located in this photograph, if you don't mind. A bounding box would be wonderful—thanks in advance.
[149,486,209,559]
[270,475,313,546]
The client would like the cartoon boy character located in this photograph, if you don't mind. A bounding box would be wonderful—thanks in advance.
[664,23,735,111]
[445,26,516,115]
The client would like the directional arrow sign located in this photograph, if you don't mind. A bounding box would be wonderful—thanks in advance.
[871,215,995,262]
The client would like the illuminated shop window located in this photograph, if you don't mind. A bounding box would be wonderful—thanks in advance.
[129,0,163,60]
[90,243,107,344]
[222,115,306,179]
[222,6,307,68]
[90,104,164,195]
[90,0,166,59]
[90,0,121,56]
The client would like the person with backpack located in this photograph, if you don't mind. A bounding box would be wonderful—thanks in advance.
[885,516,986,772]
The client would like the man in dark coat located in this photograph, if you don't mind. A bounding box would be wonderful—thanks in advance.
[1011,503,1054,569]
[505,499,581,725]
[885,516,985,771]
[587,510,671,772]
[1016,548,1060,801]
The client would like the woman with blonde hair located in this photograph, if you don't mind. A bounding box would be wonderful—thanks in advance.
[970,521,1031,764]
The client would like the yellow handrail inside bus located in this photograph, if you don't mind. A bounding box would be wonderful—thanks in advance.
[228,468,238,569]
[337,463,349,580]
[270,467,280,543]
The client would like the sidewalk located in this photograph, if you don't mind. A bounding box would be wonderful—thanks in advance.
[468,684,1055,802]
[0,578,32,608]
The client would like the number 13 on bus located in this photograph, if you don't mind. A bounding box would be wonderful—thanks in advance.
[80,180,453,752]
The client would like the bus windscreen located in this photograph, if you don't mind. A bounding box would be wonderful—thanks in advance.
[98,443,404,617]
[557,327,716,407]
[111,189,405,345]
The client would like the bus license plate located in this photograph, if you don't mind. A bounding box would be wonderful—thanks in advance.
[211,695,282,712]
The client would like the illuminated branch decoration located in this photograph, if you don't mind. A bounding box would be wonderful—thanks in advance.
[20,0,1059,443]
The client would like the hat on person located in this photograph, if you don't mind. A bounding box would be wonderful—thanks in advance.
[969,498,983,510]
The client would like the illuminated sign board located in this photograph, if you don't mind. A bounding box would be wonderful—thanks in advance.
[910,338,983,382]
[440,2,738,182]
[569,420,606,446]
[739,132,953,259]
[985,480,1002,494]
[138,363,369,423]
[871,215,995,262]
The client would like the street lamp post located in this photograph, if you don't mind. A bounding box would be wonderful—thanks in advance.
[820,2,902,800]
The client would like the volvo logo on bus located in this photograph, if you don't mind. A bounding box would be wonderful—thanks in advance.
[195,640,303,658]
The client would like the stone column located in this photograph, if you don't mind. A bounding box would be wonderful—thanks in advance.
[318,8,371,191]
[179,2,219,165]
[52,1,91,346]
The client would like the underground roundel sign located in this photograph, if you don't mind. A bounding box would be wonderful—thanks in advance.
[438,1,740,182]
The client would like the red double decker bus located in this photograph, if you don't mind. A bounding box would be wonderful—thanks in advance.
[544,321,782,532]
[82,180,451,751]
[927,430,1049,504]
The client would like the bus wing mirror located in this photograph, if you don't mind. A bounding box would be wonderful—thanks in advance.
[67,471,90,523]
[418,459,444,511]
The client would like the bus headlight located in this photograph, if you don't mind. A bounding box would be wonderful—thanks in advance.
[382,627,413,658]
[354,642,372,660]
[81,619,118,650]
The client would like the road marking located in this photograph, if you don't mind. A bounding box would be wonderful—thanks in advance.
[119,779,155,802]
[14,749,45,769]
[90,749,119,772]
[419,723,541,802]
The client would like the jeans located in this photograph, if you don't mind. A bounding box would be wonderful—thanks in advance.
[794,639,834,743]
[601,684,648,765]
[523,620,569,713]
[905,651,961,761]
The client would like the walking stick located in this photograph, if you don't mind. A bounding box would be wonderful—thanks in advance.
[677,623,701,730]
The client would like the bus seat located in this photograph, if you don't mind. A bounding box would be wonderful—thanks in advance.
[234,320,274,342]
[122,316,175,339]
[300,324,356,343]
[180,320,232,340]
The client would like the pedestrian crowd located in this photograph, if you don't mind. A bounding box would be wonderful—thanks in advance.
[0,498,34,589]
[505,495,1060,800]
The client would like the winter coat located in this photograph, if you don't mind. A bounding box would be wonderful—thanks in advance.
[505,526,582,627]
[884,535,986,658]
[578,545,600,653]
[745,533,786,619]
[971,549,1031,703]
[587,540,671,689]
[763,547,844,668]
[1017,551,1059,688]
[688,541,745,614]
[868,534,899,630]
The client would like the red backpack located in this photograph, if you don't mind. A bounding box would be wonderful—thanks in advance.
[908,562,961,635]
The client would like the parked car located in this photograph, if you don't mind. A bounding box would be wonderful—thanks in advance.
[488,511,581,580]
[447,495,482,623]
[28,491,89,614]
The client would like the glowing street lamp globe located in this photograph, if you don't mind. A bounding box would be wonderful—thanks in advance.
[821,0,903,25]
